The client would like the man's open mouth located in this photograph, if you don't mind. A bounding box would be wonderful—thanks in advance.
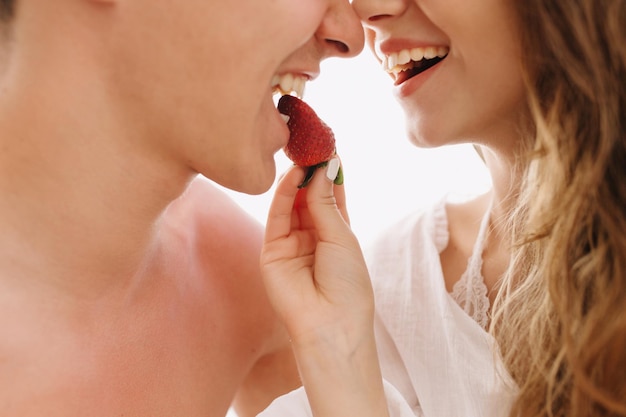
[271,73,309,99]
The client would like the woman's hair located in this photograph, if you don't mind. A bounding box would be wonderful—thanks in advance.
[491,0,626,416]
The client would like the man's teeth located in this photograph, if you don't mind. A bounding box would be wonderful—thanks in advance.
[272,73,307,98]
[382,46,449,75]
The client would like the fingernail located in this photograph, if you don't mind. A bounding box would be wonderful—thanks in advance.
[326,157,340,182]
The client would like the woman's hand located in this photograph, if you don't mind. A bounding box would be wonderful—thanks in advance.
[260,158,374,345]
[260,158,389,417]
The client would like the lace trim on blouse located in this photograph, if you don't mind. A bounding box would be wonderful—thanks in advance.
[449,202,492,329]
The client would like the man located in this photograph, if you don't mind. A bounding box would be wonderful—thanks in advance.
[0,0,363,415]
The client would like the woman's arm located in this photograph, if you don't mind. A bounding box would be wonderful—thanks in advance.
[260,159,389,417]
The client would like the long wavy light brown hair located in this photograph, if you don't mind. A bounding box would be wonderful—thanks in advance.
[491,0,626,416]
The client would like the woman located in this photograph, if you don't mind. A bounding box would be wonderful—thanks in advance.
[259,0,626,416]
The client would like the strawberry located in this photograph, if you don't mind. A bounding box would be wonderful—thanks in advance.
[278,95,342,187]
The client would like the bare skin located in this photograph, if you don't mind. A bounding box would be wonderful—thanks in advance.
[0,177,300,417]
[0,0,364,414]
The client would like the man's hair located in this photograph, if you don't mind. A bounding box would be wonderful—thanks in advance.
[0,0,13,22]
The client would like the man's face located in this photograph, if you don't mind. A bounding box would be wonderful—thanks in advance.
[107,0,363,194]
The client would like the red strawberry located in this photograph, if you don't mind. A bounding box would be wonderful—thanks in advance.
[278,95,336,167]
[278,95,342,188]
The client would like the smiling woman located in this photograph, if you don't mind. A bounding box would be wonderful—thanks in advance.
[249,0,626,415]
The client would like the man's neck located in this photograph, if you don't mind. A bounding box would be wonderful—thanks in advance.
[0,78,195,298]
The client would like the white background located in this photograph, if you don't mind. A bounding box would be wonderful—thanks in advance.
[216,50,492,247]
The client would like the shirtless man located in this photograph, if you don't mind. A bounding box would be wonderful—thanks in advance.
[0,0,363,415]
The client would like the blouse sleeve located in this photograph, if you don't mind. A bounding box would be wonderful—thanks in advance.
[256,380,418,417]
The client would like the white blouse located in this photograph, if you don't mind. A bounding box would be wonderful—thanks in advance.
[258,199,517,417]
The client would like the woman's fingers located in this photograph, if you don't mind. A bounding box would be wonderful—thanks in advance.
[265,157,350,245]
[264,166,305,244]
[305,157,353,243]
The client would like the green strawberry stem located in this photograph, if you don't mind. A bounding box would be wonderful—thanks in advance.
[298,162,324,189]
[297,162,344,189]
[334,165,344,186]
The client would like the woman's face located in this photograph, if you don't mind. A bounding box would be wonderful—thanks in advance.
[352,0,526,152]
[111,0,364,194]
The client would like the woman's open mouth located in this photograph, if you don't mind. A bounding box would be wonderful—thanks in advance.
[382,46,449,85]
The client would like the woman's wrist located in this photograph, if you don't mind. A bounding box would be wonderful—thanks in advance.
[291,325,390,417]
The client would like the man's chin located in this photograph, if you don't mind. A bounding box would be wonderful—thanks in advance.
[228,173,275,196]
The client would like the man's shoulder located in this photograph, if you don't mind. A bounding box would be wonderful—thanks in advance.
[160,176,264,287]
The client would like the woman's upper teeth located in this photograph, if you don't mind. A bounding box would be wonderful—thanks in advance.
[272,73,307,98]
[383,46,449,74]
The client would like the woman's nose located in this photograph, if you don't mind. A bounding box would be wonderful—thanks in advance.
[317,0,365,58]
